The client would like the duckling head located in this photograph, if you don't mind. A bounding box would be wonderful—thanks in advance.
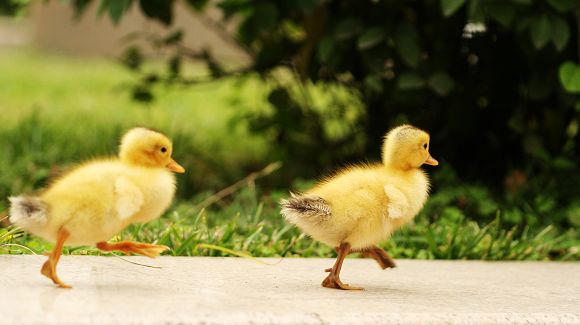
[382,124,438,170]
[119,127,185,173]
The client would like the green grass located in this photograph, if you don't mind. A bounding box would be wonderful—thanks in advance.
[0,48,578,261]
[0,47,273,197]
[2,186,578,261]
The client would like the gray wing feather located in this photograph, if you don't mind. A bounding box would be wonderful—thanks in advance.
[280,194,331,225]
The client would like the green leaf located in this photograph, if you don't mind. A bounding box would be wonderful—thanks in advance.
[218,0,252,21]
[102,0,133,25]
[550,16,570,52]
[168,55,181,77]
[552,157,576,170]
[294,0,318,15]
[396,23,421,68]
[365,75,384,94]
[357,27,385,51]
[428,72,455,96]
[252,3,279,32]
[397,72,425,90]
[317,37,334,63]
[121,46,142,70]
[132,86,153,102]
[139,0,174,26]
[530,15,551,49]
[559,61,580,93]
[71,0,93,19]
[334,18,362,41]
[206,55,225,78]
[441,0,465,17]
[511,0,532,5]
[186,0,209,11]
[515,16,534,32]
[546,0,577,12]
[486,2,515,28]
[467,0,484,22]
[97,0,108,17]
[164,30,184,45]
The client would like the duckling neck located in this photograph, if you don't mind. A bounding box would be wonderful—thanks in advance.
[383,159,413,171]
[119,156,159,169]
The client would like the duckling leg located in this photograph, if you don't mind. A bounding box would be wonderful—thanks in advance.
[362,245,396,269]
[40,228,71,288]
[322,242,364,290]
[96,241,170,258]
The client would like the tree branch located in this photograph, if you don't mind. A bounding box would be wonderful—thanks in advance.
[294,4,329,79]
[577,4,580,63]
[194,9,255,58]
[194,162,282,210]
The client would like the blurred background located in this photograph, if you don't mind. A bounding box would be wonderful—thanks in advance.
[0,0,578,260]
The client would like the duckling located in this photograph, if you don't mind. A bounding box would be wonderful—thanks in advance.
[8,127,185,288]
[281,124,438,290]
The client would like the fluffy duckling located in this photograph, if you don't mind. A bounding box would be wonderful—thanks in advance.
[9,127,185,288]
[281,125,438,290]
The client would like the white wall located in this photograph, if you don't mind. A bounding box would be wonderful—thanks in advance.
[30,0,249,64]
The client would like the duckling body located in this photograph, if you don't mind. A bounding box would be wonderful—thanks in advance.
[293,164,429,250]
[32,160,176,246]
[281,124,438,290]
[9,127,185,288]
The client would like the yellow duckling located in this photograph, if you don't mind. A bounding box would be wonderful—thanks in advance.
[281,124,438,290]
[9,127,185,288]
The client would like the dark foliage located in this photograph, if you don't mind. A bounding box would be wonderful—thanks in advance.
[0,0,28,16]
[70,0,580,228]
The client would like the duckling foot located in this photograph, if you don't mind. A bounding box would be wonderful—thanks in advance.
[97,241,170,258]
[362,246,396,269]
[322,272,364,290]
[41,228,71,288]
[41,259,71,289]
[321,242,364,291]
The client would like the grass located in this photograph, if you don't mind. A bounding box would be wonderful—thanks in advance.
[0,47,274,197]
[2,186,578,261]
[0,48,578,261]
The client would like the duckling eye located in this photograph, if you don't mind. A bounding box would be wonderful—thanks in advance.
[160,147,167,153]
[423,143,428,150]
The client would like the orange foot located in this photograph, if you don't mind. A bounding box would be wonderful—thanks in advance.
[321,242,365,290]
[363,246,396,269]
[41,257,71,289]
[97,241,170,258]
[41,228,71,288]
[322,270,364,291]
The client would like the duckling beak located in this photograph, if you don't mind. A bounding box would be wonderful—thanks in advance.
[425,155,439,166]
[167,159,185,173]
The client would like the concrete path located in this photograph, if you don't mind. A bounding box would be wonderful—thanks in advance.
[0,255,578,324]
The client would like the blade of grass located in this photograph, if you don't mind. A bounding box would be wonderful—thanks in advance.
[196,243,282,265]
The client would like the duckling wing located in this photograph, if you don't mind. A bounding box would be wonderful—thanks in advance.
[384,184,408,219]
[114,177,144,220]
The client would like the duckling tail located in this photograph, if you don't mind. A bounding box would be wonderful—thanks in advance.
[8,196,48,231]
[280,193,331,225]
